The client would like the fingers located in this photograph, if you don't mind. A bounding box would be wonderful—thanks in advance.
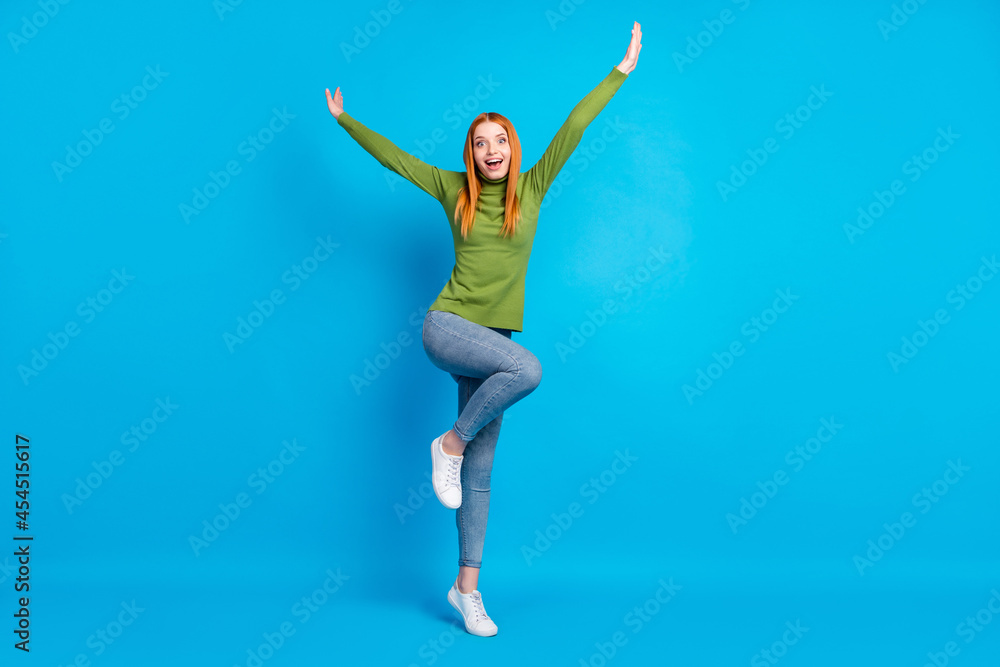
[621,21,642,72]
[630,21,642,49]
[325,86,344,117]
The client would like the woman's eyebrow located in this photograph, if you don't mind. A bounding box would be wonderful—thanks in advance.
[474,132,507,140]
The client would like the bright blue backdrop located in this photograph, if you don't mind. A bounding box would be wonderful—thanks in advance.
[3,0,998,665]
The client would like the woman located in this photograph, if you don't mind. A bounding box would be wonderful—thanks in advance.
[325,21,642,637]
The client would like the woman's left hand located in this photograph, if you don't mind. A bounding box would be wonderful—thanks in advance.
[616,21,642,75]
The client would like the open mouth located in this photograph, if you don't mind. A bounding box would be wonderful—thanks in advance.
[485,158,503,171]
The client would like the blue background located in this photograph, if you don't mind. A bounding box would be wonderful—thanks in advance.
[3,0,999,664]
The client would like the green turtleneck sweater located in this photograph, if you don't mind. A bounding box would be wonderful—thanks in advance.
[336,66,628,332]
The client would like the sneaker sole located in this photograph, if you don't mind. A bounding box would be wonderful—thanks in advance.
[431,436,461,509]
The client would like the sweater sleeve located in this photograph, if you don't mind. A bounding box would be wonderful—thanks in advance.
[337,111,449,202]
[524,66,628,199]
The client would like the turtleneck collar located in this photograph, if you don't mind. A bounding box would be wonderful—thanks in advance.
[476,167,509,187]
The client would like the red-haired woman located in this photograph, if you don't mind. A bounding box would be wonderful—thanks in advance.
[326,21,641,637]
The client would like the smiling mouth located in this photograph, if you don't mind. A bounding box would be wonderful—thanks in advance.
[485,158,503,170]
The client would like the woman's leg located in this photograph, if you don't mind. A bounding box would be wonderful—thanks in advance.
[422,310,542,450]
[454,373,502,591]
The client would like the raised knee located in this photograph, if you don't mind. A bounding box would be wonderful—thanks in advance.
[521,354,543,390]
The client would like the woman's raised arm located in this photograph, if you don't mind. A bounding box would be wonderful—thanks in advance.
[524,22,642,198]
[326,85,449,202]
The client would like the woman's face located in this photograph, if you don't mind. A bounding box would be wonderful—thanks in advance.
[472,120,511,179]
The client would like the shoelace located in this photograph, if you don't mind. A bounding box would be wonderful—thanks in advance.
[444,454,462,489]
[469,591,490,623]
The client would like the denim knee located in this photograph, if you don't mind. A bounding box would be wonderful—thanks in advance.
[520,351,543,392]
[465,466,492,492]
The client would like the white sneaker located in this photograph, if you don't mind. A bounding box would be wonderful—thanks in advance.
[448,583,498,637]
[430,434,463,509]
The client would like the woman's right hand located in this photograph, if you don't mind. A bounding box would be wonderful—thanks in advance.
[616,21,642,75]
[325,86,344,119]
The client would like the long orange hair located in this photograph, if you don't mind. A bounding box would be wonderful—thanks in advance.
[453,112,522,240]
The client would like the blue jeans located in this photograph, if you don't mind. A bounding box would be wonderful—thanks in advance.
[422,309,543,568]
